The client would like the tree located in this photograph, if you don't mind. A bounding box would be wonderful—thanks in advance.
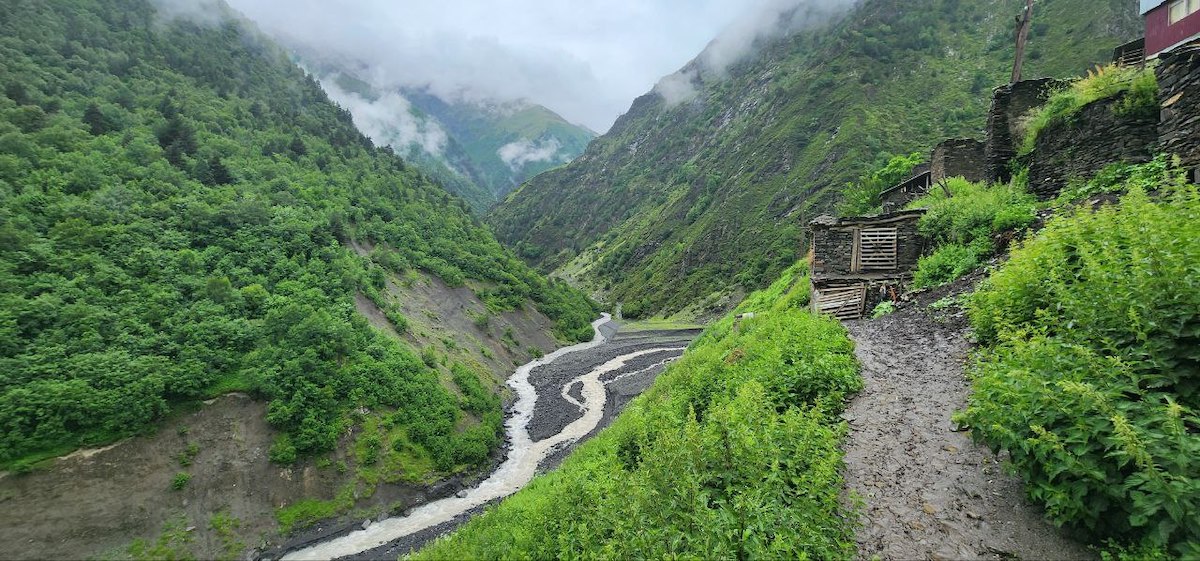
[82,102,116,136]
[1011,0,1034,83]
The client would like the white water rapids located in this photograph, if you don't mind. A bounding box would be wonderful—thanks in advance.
[283,315,686,560]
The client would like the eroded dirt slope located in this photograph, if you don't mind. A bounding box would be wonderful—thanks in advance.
[842,284,1094,561]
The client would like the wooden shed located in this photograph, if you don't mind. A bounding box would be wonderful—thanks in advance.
[809,209,926,320]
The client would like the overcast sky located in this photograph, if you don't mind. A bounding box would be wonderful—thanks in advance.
[222,0,811,132]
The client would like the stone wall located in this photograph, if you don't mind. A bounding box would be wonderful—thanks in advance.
[1157,41,1200,168]
[1025,93,1157,199]
[931,138,985,183]
[809,215,857,277]
[984,78,1069,184]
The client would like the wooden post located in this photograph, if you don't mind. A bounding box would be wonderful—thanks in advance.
[1011,0,1034,83]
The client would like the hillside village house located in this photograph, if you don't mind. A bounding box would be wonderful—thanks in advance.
[1145,0,1200,57]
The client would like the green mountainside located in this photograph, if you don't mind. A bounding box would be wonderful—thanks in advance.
[490,0,1140,318]
[404,89,596,201]
[0,0,595,469]
[300,61,594,211]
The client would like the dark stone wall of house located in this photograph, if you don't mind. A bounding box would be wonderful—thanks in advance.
[1025,94,1157,199]
[1157,42,1200,168]
[810,225,856,277]
[894,218,924,273]
[985,78,1068,184]
[809,213,925,278]
[931,138,985,183]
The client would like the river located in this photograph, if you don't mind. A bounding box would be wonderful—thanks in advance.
[282,315,690,560]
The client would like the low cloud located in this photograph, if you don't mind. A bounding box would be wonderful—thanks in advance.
[319,77,448,157]
[154,0,858,131]
[219,0,807,133]
[655,0,858,105]
[497,137,565,171]
[150,0,231,26]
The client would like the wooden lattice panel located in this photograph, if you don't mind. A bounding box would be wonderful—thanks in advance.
[856,227,898,271]
[814,284,867,320]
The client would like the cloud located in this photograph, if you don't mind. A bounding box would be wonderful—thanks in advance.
[218,0,808,133]
[150,0,230,26]
[497,137,565,171]
[654,69,702,107]
[318,77,448,157]
[655,0,858,105]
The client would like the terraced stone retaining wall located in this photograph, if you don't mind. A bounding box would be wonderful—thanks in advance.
[1024,94,1157,199]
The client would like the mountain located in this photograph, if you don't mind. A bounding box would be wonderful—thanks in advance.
[0,0,595,556]
[488,0,1141,319]
[301,60,595,211]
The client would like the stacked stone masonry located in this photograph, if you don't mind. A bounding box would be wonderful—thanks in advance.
[1157,42,1200,169]
[931,138,986,183]
[984,78,1069,184]
[1025,93,1157,199]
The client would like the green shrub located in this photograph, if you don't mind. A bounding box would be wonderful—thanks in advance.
[838,152,924,216]
[1054,155,1186,205]
[906,178,1037,287]
[1020,65,1158,156]
[911,244,980,289]
[384,307,409,333]
[177,442,199,467]
[414,264,861,559]
[962,184,1200,556]
[268,435,297,465]
[870,301,895,318]
[171,472,191,491]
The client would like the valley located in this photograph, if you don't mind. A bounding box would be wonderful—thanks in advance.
[2,0,1197,559]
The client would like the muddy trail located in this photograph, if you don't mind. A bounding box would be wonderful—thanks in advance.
[277,320,696,560]
[841,280,1093,560]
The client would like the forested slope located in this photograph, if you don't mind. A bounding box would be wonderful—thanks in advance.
[0,0,595,470]
[490,0,1140,318]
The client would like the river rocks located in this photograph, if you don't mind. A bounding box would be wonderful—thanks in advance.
[361,519,371,530]
[455,490,468,499]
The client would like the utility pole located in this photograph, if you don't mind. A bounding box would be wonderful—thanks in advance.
[1011,0,1034,83]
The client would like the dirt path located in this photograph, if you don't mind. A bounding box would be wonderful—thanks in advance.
[841,285,1093,561]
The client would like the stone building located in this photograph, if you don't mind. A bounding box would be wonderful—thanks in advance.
[879,169,932,213]
[1157,40,1200,171]
[931,138,986,183]
[809,210,925,320]
[984,78,1069,184]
